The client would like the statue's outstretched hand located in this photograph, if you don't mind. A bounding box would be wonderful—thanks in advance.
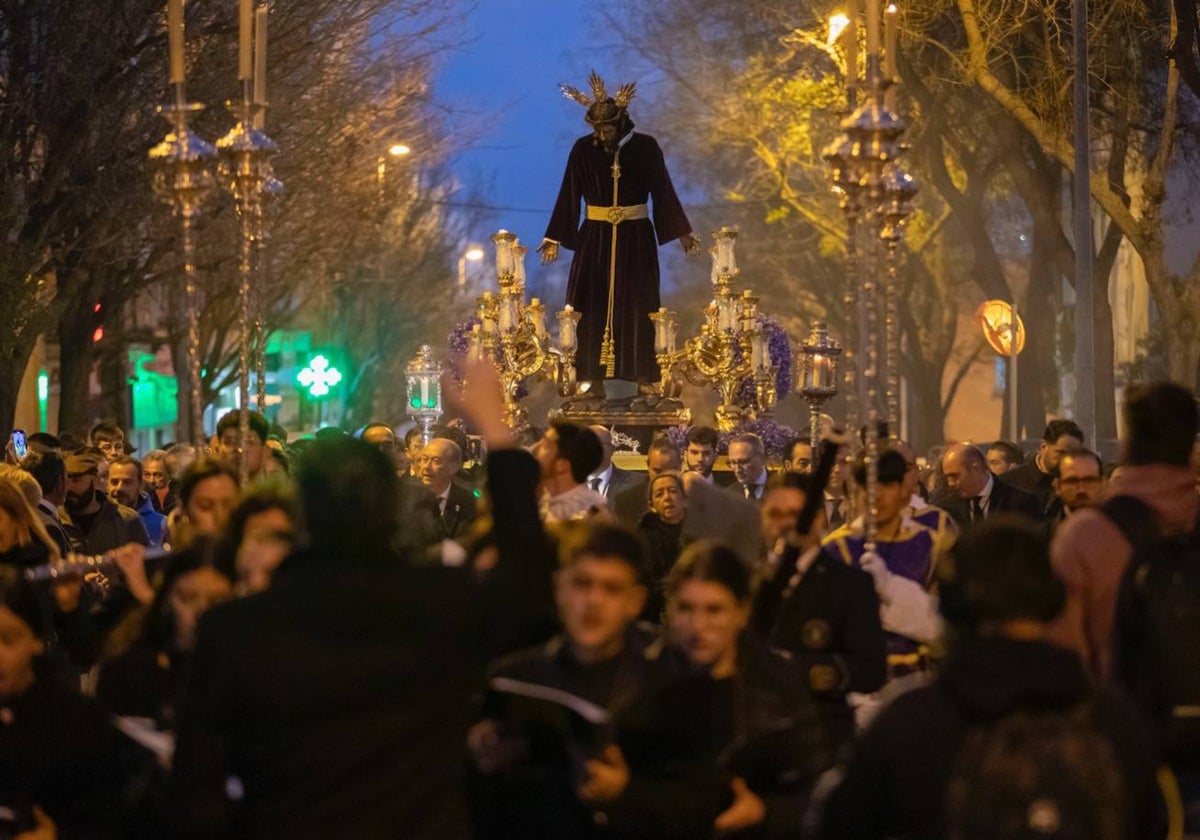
[537,239,559,265]
[679,233,701,255]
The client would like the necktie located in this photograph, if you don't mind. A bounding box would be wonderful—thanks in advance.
[589,477,602,492]
[970,496,984,523]
[744,484,757,500]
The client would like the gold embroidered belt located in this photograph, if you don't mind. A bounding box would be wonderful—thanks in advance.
[586,203,649,224]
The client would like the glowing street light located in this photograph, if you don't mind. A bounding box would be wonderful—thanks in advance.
[297,354,342,398]
[388,143,411,157]
[828,12,850,45]
[458,244,486,290]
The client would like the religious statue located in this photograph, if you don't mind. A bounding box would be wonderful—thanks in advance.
[538,70,700,405]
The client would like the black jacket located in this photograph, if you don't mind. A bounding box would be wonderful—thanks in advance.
[820,636,1165,840]
[1002,459,1056,512]
[170,449,556,840]
[60,495,149,556]
[419,481,479,542]
[937,477,1044,529]
[636,511,685,622]
[609,635,834,840]
[0,674,152,839]
[473,628,657,840]
[765,549,886,749]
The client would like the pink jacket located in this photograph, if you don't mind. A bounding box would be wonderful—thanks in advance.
[1048,464,1197,680]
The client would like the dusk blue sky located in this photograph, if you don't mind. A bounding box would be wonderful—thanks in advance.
[429,0,655,299]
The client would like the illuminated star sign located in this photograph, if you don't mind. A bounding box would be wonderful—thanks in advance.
[297,354,342,397]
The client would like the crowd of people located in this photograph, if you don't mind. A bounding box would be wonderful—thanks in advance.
[3,371,1200,839]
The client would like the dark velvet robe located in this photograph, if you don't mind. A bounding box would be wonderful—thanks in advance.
[544,132,692,382]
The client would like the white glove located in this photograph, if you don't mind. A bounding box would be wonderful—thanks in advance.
[859,550,892,596]
[861,550,943,644]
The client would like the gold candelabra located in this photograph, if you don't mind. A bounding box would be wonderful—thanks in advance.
[822,0,917,550]
[464,230,583,432]
[648,227,780,431]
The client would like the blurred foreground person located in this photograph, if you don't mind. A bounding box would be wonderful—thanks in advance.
[0,569,151,838]
[171,400,555,838]
[167,459,239,550]
[759,473,885,750]
[219,488,298,595]
[819,517,1166,840]
[650,542,833,839]
[97,541,233,740]
[1052,382,1199,681]
[470,523,653,840]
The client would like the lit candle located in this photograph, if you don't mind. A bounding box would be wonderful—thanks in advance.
[168,0,186,85]
[885,4,898,109]
[513,243,527,287]
[420,378,430,408]
[467,325,483,363]
[239,0,253,80]
[253,5,268,106]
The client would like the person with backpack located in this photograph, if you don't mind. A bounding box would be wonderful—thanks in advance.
[1049,382,1200,681]
[817,517,1167,840]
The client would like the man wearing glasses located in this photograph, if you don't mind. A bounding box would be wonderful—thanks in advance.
[727,433,770,503]
[1050,448,1104,528]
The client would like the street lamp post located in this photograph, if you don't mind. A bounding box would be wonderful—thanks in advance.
[458,245,485,292]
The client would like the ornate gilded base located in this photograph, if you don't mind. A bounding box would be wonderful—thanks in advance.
[550,397,691,451]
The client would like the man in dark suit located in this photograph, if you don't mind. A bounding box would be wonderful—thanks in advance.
[417,437,478,542]
[728,432,772,503]
[937,442,1043,529]
[586,425,642,503]
[172,433,557,839]
[755,472,886,750]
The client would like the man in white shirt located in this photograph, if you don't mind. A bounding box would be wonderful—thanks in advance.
[533,422,608,523]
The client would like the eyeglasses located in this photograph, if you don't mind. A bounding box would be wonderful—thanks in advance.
[728,458,756,468]
[1059,476,1101,487]
[417,455,450,467]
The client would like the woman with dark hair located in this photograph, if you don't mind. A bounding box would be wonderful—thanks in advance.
[217,486,298,595]
[96,540,233,735]
[167,459,239,550]
[636,470,687,622]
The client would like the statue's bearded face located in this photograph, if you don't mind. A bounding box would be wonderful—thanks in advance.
[593,122,621,153]
[586,99,631,154]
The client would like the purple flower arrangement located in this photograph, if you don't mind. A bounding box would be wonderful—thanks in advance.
[735,315,793,405]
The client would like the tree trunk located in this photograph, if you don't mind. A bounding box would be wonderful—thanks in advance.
[0,336,37,434]
[906,357,945,453]
[1093,273,1118,443]
[57,295,97,438]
